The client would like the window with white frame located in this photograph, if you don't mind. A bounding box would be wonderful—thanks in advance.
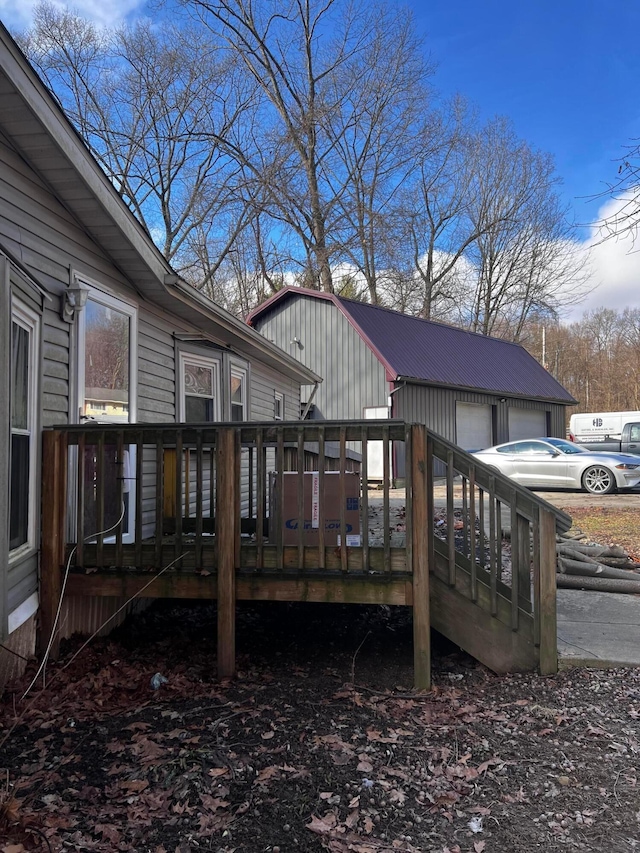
[10,301,39,555]
[230,363,248,422]
[274,391,284,421]
[180,352,221,422]
[78,285,137,423]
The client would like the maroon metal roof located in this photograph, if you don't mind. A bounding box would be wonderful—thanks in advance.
[337,298,575,402]
[246,287,575,403]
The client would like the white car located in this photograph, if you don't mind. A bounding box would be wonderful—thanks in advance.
[473,437,640,495]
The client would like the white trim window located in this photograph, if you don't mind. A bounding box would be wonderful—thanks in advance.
[274,391,284,421]
[10,300,39,557]
[230,362,248,422]
[77,284,137,424]
[180,352,221,422]
[75,281,138,542]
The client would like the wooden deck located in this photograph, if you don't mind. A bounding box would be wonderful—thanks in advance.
[40,420,566,688]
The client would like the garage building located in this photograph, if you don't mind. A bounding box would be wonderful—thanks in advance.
[247,288,576,475]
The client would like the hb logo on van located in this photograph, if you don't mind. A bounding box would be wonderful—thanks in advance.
[592,418,603,427]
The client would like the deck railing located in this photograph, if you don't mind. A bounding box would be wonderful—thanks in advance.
[40,420,564,686]
[428,434,567,675]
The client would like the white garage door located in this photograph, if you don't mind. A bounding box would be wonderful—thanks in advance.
[456,402,493,451]
[508,408,546,441]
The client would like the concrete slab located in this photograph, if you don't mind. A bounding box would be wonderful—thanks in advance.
[557,589,640,669]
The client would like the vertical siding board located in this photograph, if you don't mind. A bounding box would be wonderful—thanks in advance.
[257,296,388,420]
[394,383,566,448]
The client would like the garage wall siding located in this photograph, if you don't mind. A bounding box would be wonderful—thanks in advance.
[255,296,388,420]
[393,384,567,445]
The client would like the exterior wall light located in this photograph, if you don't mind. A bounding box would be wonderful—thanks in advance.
[61,280,89,323]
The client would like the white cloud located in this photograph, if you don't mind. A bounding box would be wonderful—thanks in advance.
[0,0,148,31]
[562,194,640,323]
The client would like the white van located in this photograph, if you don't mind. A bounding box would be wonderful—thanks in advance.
[569,410,640,441]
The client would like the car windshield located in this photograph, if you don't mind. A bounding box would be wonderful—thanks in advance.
[543,438,587,455]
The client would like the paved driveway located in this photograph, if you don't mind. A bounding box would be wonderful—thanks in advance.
[532,488,640,511]
[428,481,640,512]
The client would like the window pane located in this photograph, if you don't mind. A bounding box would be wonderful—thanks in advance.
[185,396,213,422]
[231,370,245,421]
[184,362,213,396]
[231,375,243,404]
[11,321,29,430]
[84,299,129,417]
[10,433,29,550]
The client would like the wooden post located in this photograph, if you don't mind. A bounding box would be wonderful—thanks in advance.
[39,430,68,659]
[411,424,430,691]
[216,428,237,679]
[538,507,558,675]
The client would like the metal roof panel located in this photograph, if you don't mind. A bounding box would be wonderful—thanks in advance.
[336,298,576,403]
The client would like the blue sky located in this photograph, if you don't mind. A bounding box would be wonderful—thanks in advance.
[414,0,640,227]
[2,0,639,319]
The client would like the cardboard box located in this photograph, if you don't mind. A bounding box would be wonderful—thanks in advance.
[275,471,361,546]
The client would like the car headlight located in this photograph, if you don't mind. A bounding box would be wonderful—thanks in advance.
[615,463,640,470]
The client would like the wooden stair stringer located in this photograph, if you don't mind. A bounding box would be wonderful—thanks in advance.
[429,570,537,673]
[428,544,538,674]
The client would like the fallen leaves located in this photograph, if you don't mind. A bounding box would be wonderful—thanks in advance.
[2,602,640,852]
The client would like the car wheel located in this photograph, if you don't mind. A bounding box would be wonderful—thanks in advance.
[582,466,616,495]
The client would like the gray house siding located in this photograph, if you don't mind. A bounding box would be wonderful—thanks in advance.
[0,130,131,304]
[250,361,301,422]
[42,305,70,427]
[257,295,388,420]
[138,309,177,423]
[1,116,308,649]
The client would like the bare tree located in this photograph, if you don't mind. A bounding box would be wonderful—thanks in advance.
[322,11,434,303]
[598,142,640,245]
[526,307,640,415]
[184,0,434,295]
[19,3,255,291]
[463,118,590,339]
[20,0,591,327]
[397,99,486,320]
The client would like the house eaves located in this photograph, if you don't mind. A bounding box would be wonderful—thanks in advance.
[0,24,318,387]
[166,280,321,385]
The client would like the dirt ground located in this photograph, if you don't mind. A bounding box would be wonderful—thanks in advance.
[3,594,640,853]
